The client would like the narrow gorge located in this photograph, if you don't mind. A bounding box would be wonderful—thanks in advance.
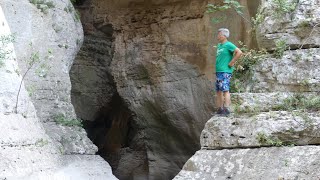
[0,0,319,180]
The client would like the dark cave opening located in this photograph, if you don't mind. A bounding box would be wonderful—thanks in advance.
[69,23,141,179]
[83,93,134,168]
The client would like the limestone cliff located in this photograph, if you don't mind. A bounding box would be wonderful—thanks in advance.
[175,0,320,179]
[0,0,117,179]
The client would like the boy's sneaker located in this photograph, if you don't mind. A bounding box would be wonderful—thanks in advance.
[216,107,224,115]
[223,107,231,116]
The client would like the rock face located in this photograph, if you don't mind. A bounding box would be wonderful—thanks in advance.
[1,0,96,155]
[0,0,117,179]
[251,48,320,92]
[175,1,320,179]
[70,0,262,179]
[201,111,320,149]
[256,0,320,50]
[175,146,320,180]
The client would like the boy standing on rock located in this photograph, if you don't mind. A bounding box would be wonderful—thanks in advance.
[215,28,242,115]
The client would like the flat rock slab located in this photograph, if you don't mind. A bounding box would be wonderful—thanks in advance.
[13,155,118,180]
[174,146,320,180]
[0,145,59,178]
[231,92,319,113]
[0,114,50,146]
[201,111,320,149]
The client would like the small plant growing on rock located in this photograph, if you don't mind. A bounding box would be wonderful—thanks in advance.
[206,0,247,24]
[274,39,288,58]
[35,138,49,147]
[29,0,55,14]
[272,94,320,112]
[271,0,298,18]
[256,132,284,147]
[15,43,52,113]
[230,42,267,92]
[54,113,83,127]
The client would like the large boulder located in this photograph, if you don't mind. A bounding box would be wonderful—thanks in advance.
[201,111,320,149]
[174,146,320,180]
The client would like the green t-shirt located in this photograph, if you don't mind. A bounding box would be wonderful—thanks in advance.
[216,41,237,73]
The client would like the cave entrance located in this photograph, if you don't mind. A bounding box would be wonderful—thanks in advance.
[69,24,136,178]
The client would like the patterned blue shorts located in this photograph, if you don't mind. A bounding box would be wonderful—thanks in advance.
[216,72,232,92]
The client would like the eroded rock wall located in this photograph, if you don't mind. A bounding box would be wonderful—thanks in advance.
[72,0,260,179]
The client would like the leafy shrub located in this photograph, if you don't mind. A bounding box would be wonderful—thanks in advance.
[271,0,297,18]
[230,42,267,92]
[274,39,288,58]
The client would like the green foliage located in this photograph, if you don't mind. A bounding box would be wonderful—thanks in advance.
[0,34,15,67]
[274,39,288,58]
[272,94,320,112]
[74,10,81,22]
[271,0,297,18]
[54,114,83,127]
[230,42,267,93]
[29,0,55,14]
[251,6,265,30]
[256,132,293,147]
[15,44,53,113]
[206,0,244,24]
[70,0,79,5]
[64,2,81,22]
[298,20,311,28]
[35,138,49,147]
[26,85,36,97]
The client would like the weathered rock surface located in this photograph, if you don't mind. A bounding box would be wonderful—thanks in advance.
[71,34,116,122]
[160,0,320,179]
[0,0,97,155]
[201,111,320,149]
[72,0,263,178]
[18,155,118,180]
[0,1,117,179]
[232,92,320,112]
[251,48,320,92]
[256,0,320,50]
[2,0,82,120]
[174,146,320,180]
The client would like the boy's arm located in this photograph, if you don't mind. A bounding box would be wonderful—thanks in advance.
[228,48,243,67]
